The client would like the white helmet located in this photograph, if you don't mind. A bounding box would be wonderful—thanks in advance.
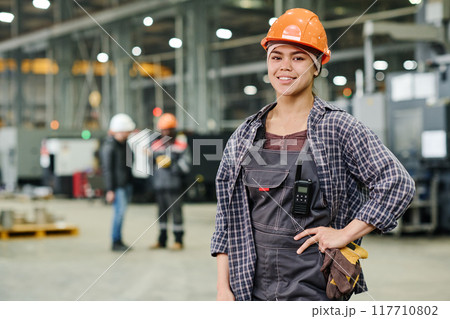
[109,113,136,132]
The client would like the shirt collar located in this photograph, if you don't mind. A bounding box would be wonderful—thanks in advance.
[255,102,277,122]
[252,96,339,120]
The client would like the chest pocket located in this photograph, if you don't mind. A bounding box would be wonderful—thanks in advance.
[243,167,303,233]
[243,169,289,189]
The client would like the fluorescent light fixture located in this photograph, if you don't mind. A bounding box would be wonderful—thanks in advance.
[403,60,418,70]
[33,0,51,10]
[169,38,182,49]
[97,53,109,63]
[0,12,14,23]
[143,16,153,27]
[269,17,277,26]
[216,28,232,40]
[373,60,388,71]
[333,76,347,86]
[132,46,142,57]
[409,0,422,4]
[244,85,257,95]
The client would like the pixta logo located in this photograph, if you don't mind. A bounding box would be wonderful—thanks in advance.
[126,129,315,176]
[126,129,171,176]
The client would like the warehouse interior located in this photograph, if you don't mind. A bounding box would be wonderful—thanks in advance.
[1,0,450,301]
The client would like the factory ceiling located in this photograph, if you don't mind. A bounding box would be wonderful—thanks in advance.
[0,0,417,56]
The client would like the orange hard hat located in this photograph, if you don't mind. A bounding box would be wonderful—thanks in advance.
[157,113,177,130]
[261,8,331,65]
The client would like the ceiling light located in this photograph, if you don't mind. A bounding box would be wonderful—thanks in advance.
[334,7,346,15]
[216,28,232,40]
[269,17,277,26]
[375,72,385,81]
[240,0,254,9]
[373,60,388,71]
[143,16,153,27]
[320,68,329,78]
[333,76,347,86]
[33,0,51,10]
[244,85,257,95]
[132,46,142,57]
[262,74,270,83]
[409,0,422,4]
[403,60,418,70]
[0,12,14,23]
[169,38,182,49]
[97,53,109,63]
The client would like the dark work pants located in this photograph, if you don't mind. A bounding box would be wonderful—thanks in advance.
[155,190,184,245]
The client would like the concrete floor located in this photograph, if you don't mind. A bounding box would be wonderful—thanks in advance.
[0,198,449,301]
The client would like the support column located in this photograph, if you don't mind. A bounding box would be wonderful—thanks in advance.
[45,45,55,127]
[111,22,132,115]
[54,0,73,23]
[132,24,145,130]
[185,0,209,133]
[153,55,164,129]
[415,0,433,72]
[101,34,112,129]
[284,0,315,12]
[54,37,75,129]
[274,0,284,17]
[209,3,222,133]
[12,0,24,126]
[363,21,375,94]
[175,11,185,130]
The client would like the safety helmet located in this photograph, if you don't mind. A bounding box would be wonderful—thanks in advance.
[109,113,136,132]
[261,8,331,65]
[157,113,177,130]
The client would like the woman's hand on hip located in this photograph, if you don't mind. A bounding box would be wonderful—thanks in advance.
[293,226,349,255]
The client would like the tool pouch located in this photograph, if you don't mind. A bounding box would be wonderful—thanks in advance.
[320,242,368,300]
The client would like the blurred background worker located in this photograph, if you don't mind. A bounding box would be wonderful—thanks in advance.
[101,113,136,252]
[150,113,191,250]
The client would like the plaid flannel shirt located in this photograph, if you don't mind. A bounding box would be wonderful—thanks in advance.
[210,96,415,301]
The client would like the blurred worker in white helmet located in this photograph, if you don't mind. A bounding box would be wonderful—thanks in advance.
[101,113,136,252]
[149,113,191,250]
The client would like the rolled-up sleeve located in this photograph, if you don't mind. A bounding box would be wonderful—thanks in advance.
[210,161,230,256]
[210,136,236,257]
[343,120,415,233]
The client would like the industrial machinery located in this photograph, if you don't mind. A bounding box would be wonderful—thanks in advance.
[351,0,450,234]
[0,128,58,191]
[0,127,104,195]
[42,137,101,196]
[385,66,450,233]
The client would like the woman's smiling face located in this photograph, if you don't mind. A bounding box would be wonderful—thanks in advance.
[267,44,318,98]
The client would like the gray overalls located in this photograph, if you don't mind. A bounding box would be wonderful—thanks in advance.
[242,139,331,301]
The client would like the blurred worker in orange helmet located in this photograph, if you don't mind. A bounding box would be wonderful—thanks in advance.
[149,113,191,250]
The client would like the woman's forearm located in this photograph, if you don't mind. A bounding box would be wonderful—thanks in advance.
[342,219,376,244]
[216,253,235,300]
[217,253,231,290]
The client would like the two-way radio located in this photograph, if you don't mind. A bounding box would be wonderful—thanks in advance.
[292,161,312,215]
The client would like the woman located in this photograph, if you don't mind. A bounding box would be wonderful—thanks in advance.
[210,8,415,301]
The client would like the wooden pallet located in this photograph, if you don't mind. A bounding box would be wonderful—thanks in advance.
[0,223,79,240]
